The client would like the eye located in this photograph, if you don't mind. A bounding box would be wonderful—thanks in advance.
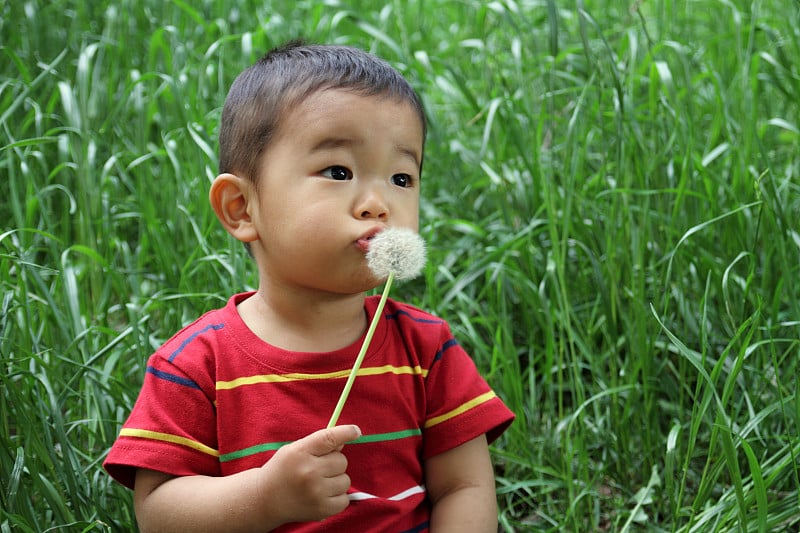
[321,165,353,181]
[391,173,413,188]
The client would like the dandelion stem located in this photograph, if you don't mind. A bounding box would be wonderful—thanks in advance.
[327,271,395,428]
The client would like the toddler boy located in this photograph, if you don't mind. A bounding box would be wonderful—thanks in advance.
[104,41,515,532]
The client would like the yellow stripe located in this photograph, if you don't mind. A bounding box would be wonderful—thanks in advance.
[356,365,428,378]
[424,391,497,429]
[119,428,219,457]
[216,365,428,390]
[218,370,350,389]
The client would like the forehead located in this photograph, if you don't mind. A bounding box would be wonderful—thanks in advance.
[274,88,425,157]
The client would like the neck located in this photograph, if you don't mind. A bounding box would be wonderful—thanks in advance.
[237,285,368,352]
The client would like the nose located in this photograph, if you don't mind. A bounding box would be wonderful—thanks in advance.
[354,186,389,220]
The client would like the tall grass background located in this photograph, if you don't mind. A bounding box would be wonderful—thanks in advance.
[1,0,798,531]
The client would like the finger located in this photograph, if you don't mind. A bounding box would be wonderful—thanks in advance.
[325,492,351,516]
[320,450,349,477]
[301,425,361,456]
[321,472,352,496]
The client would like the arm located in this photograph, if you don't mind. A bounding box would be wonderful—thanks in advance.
[425,434,499,533]
[133,425,361,533]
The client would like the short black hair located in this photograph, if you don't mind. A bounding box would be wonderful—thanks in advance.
[219,40,427,185]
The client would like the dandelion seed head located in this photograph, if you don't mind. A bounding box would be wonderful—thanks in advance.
[366,227,426,281]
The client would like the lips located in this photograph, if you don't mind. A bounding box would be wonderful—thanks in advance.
[356,227,382,253]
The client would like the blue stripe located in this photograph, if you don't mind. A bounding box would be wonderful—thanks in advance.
[399,521,429,533]
[433,338,459,363]
[168,323,224,362]
[386,310,442,324]
[147,366,201,389]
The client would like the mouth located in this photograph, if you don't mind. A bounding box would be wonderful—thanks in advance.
[355,228,382,253]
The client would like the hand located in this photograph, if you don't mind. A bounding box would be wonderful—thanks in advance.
[260,424,361,524]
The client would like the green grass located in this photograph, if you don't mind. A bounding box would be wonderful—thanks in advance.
[2,0,799,531]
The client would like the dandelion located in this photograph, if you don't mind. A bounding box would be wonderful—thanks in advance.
[365,227,427,281]
[328,228,426,428]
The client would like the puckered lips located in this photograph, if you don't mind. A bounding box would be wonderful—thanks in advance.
[355,227,384,253]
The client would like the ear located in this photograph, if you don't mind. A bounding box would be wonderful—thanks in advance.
[209,173,259,243]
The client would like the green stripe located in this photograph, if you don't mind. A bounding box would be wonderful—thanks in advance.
[219,428,422,463]
[352,428,422,444]
[219,440,291,462]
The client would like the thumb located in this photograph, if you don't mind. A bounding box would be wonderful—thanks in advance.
[301,425,362,456]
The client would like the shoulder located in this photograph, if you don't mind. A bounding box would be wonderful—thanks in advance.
[151,292,250,367]
[380,297,447,327]
[377,297,454,344]
[367,297,460,366]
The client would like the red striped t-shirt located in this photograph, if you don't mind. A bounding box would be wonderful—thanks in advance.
[104,292,515,532]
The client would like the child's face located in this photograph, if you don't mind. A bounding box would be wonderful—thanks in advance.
[247,89,424,295]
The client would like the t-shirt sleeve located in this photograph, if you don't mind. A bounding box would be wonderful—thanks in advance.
[421,321,515,460]
[103,333,220,489]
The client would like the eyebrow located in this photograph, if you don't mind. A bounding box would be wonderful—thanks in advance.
[310,137,421,169]
[397,145,422,169]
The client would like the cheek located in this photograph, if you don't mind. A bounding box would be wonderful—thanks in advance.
[285,201,341,239]
[397,197,420,230]
[403,215,419,233]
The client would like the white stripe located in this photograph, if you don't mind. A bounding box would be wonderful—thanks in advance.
[387,485,426,501]
[348,492,375,501]
[348,485,426,501]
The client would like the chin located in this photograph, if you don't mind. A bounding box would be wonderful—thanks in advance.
[348,276,384,295]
